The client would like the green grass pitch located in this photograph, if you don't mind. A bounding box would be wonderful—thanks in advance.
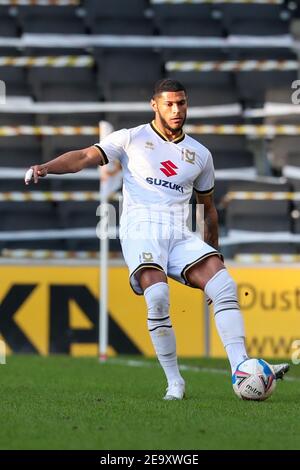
[0,355,299,450]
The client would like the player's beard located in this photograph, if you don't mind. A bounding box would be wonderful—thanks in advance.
[157,109,186,134]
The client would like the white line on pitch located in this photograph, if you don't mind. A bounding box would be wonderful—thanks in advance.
[107,357,299,382]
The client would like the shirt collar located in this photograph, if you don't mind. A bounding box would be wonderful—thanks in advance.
[150,120,185,144]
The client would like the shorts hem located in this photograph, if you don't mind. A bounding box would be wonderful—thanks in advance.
[181,251,223,287]
[129,263,166,295]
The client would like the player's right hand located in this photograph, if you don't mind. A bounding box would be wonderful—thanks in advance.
[24,165,47,185]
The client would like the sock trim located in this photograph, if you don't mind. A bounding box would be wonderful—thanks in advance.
[215,307,240,316]
[148,315,170,322]
[220,299,240,305]
[149,325,173,332]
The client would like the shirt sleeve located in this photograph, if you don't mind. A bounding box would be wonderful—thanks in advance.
[193,150,215,195]
[93,128,129,166]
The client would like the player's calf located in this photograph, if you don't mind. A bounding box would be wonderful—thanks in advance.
[144,282,184,395]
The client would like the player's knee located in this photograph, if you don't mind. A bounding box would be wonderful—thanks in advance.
[138,268,167,291]
[144,282,169,317]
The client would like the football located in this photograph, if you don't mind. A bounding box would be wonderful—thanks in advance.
[232,358,276,401]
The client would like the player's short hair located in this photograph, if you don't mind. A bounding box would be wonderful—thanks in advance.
[153,79,186,98]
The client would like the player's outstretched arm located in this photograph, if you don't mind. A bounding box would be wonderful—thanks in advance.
[24,145,104,185]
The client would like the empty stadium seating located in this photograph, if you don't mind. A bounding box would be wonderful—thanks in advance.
[17,6,86,34]
[0,6,19,37]
[153,3,223,37]
[85,0,154,35]
[226,180,293,233]
[221,3,290,36]
[0,0,298,258]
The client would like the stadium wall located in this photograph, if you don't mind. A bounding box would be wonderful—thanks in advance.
[0,265,299,359]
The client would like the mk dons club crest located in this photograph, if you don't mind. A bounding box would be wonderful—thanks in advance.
[181,149,195,164]
[141,252,154,263]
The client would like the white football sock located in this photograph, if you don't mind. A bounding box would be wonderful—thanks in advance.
[144,282,183,385]
[204,269,248,374]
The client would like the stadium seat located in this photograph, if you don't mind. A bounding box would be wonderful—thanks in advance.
[164,49,233,88]
[96,49,162,102]
[57,201,99,230]
[152,2,213,21]
[226,181,292,233]
[0,112,36,126]
[88,18,154,36]
[227,198,291,232]
[220,3,291,34]
[0,135,42,168]
[164,49,239,107]
[157,18,223,37]
[42,136,97,164]
[227,19,290,36]
[105,112,153,131]
[17,6,86,34]
[0,201,59,231]
[153,1,223,36]
[84,0,149,18]
[232,48,298,106]
[25,47,100,102]
[185,85,239,107]
[85,0,153,35]
[28,65,99,102]
[192,133,248,155]
[222,4,291,37]
[0,113,42,169]
[212,150,254,171]
[34,113,101,167]
[0,52,30,97]
[0,7,19,37]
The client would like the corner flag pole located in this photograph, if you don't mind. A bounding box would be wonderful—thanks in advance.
[98,120,114,362]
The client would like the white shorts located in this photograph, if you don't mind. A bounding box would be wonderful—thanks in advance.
[120,220,221,295]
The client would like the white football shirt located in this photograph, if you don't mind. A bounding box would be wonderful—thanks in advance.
[94,121,214,226]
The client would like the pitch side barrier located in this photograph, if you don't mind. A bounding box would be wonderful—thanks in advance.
[0,262,299,359]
